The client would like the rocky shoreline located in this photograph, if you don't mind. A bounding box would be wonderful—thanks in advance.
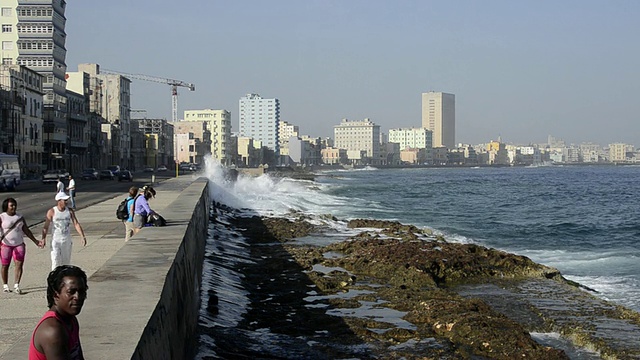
[208,204,640,359]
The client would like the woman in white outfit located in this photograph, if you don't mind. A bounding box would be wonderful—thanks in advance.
[41,192,87,270]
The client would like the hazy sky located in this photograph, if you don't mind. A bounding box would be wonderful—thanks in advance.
[65,1,640,146]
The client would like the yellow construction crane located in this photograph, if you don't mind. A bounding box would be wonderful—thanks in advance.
[101,69,195,122]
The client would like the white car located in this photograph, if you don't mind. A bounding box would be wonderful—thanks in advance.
[42,169,69,184]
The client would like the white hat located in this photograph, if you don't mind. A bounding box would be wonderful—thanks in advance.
[55,192,70,201]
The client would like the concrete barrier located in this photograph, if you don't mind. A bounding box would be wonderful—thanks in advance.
[81,178,210,359]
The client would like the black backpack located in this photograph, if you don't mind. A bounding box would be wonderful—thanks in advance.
[115,198,130,220]
[116,195,138,220]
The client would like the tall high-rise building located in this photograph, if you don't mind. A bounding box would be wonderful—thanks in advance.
[1,0,69,169]
[421,92,455,149]
[239,93,280,154]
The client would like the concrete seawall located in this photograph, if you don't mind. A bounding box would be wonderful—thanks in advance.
[0,176,210,359]
[82,178,210,359]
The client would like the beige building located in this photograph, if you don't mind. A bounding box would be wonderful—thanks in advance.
[175,120,211,164]
[609,143,634,163]
[333,118,380,164]
[183,109,231,165]
[77,64,132,168]
[422,92,455,149]
[278,120,299,159]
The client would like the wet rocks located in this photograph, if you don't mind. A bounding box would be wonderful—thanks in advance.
[220,209,640,359]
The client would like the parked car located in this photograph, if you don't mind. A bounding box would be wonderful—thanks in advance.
[179,163,196,172]
[42,169,69,184]
[118,170,133,182]
[80,168,98,180]
[157,165,168,172]
[99,170,115,180]
[143,167,154,173]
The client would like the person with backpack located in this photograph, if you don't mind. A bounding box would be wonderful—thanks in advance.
[122,186,138,242]
[133,186,156,235]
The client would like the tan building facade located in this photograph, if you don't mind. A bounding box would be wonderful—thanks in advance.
[421,92,455,149]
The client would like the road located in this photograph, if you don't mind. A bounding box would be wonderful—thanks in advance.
[0,170,181,229]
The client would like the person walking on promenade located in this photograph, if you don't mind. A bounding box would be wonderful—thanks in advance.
[124,186,139,242]
[66,175,76,209]
[133,185,156,234]
[55,176,64,194]
[0,198,44,294]
[29,265,87,360]
[41,192,87,271]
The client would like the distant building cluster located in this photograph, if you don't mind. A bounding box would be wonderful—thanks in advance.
[1,2,637,176]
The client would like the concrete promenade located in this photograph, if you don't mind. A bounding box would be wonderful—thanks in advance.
[0,174,207,359]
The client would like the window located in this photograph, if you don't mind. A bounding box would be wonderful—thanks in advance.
[1,8,11,17]
[2,24,11,33]
[2,41,12,50]
[2,58,12,65]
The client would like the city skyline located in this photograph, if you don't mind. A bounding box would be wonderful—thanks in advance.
[64,1,640,146]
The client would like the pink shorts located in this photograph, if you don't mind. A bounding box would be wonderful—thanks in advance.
[1,243,26,266]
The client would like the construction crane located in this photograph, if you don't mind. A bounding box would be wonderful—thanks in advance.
[101,69,195,122]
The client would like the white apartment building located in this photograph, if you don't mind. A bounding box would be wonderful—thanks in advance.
[388,127,433,164]
[334,118,380,164]
[184,109,231,164]
[421,92,455,149]
[239,93,279,154]
[1,0,69,169]
[388,127,433,150]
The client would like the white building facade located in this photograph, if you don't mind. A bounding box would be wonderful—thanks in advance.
[239,93,280,155]
[421,91,455,149]
[334,118,380,164]
[388,127,433,150]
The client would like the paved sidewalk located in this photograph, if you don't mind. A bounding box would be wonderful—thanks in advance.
[0,175,201,359]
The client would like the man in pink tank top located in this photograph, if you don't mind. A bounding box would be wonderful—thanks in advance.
[29,265,87,360]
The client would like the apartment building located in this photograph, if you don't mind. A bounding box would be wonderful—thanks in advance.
[388,127,433,150]
[333,118,380,164]
[609,143,634,163]
[183,109,231,164]
[0,64,44,175]
[133,118,175,167]
[278,120,299,161]
[174,120,211,164]
[1,0,69,170]
[421,92,455,149]
[75,63,132,168]
[239,93,280,155]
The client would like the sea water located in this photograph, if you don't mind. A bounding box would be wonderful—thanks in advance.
[199,161,640,357]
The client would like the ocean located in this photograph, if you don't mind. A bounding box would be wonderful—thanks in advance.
[197,162,640,358]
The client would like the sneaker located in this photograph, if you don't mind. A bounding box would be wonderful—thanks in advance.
[2,286,10,293]
[13,285,21,294]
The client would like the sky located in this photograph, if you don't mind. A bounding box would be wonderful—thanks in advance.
[64,1,640,146]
